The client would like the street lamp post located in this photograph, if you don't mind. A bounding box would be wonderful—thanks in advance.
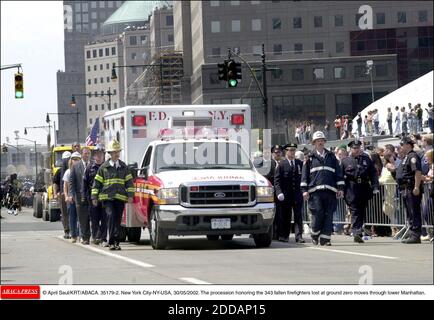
[24,125,52,150]
[366,60,375,103]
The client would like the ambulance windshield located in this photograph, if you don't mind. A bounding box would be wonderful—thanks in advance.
[154,141,252,173]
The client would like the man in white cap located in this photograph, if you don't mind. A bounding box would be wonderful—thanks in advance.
[300,131,345,246]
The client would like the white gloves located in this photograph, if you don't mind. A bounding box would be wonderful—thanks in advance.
[277,193,285,201]
[373,189,380,194]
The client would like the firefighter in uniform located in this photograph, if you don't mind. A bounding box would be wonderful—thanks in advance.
[91,140,135,250]
[83,144,108,247]
[301,131,345,246]
[341,140,380,243]
[396,136,423,244]
[265,145,283,240]
[274,143,305,243]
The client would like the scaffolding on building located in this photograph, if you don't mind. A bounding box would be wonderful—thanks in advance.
[126,50,183,105]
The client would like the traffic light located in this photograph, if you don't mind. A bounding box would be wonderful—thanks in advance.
[227,59,242,88]
[70,95,76,107]
[14,73,24,99]
[2,144,8,153]
[217,60,228,81]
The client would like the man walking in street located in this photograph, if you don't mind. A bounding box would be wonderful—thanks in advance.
[91,140,134,250]
[82,144,108,246]
[70,146,91,244]
[301,131,345,246]
[274,143,305,243]
[341,140,380,243]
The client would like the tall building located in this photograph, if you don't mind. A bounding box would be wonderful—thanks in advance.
[174,1,433,142]
[57,1,125,144]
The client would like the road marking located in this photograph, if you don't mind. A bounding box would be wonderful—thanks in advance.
[306,246,398,260]
[179,277,212,285]
[57,236,155,268]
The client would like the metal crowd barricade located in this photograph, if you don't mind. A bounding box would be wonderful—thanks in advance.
[299,181,433,235]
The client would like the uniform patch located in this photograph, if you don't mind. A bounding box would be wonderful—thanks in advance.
[363,160,367,165]
[411,158,417,164]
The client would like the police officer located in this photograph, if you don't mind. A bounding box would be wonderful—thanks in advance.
[301,131,345,246]
[91,140,135,250]
[341,140,380,243]
[274,143,305,243]
[265,145,283,239]
[396,136,423,244]
[82,144,108,247]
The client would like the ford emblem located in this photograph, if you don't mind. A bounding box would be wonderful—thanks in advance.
[214,192,226,198]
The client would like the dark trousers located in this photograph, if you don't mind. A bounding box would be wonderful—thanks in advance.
[104,200,125,245]
[77,202,90,241]
[278,199,303,240]
[357,124,362,136]
[308,191,337,242]
[402,121,408,134]
[374,121,379,134]
[335,128,340,139]
[348,202,367,236]
[273,196,281,239]
[60,194,69,233]
[403,189,422,238]
[387,120,393,135]
[90,202,107,241]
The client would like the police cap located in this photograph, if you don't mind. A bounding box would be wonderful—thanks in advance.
[271,145,283,153]
[348,140,362,148]
[400,136,415,146]
[284,143,298,150]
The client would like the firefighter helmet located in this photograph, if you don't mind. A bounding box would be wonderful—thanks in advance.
[311,131,326,143]
[106,139,122,152]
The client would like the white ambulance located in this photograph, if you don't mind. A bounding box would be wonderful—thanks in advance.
[103,105,275,249]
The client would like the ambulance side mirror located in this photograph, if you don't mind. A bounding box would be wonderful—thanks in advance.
[128,162,138,179]
[253,158,264,168]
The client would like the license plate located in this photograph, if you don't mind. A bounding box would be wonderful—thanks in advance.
[211,218,231,230]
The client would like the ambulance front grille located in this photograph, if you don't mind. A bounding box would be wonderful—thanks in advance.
[180,185,256,207]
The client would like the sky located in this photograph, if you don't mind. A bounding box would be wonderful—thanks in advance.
[1,1,64,146]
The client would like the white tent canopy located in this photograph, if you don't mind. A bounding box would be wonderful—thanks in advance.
[352,70,433,134]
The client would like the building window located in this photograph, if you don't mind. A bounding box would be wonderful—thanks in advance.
[82,23,89,32]
[212,47,221,57]
[130,36,137,46]
[232,20,241,32]
[108,1,114,8]
[87,66,91,72]
[354,65,366,78]
[92,49,97,58]
[89,118,93,125]
[336,41,344,53]
[100,64,103,70]
[314,16,322,28]
[105,48,109,56]
[89,105,92,111]
[252,19,261,31]
[293,17,302,29]
[91,11,97,19]
[273,44,282,55]
[88,79,91,85]
[106,63,110,69]
[86,50,91,59]
[166,15,173,26]
[398,11,406,24]
[168,34,174,42]
[82,13,88,23]
[112,62,116,68]
[91,22,97,30]
[101,104,105,111]
[140,35,147,44]
[99,1,105,8]
[292,69,304,81]
[314,42,324,53]
[272,18,281,30]
[375,64,388,77]
[294,43,303,54]
[211,21,220,33]
[253,45,262,56]
[113,89,117,95]
[313,68,324,80]
[271,68,283,80]
[76,24,82,32]
[377,39,387,49]
[100,77,104,83]
[230,1,240,5]
[210,1,219,6]
[94,91,98,96]
[419,10,427,22]
[334,14,343,27]
[356,41,365,51]
[95,105,98,111]
[94,78,97,84]
[111,47,116,55]
[91,1,97,9]
[99,49,103,57]
[106,76,110,82]
[75,14,81,23]
[376,12,385,25]
[334,67,345,79]
[131,67,137,74]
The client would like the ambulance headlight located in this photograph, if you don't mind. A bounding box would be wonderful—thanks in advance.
[157,188,179,204]
[256,186,274,203]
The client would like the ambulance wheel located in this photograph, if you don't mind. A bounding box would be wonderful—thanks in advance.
[149,208,168,250]
[34,194,43,218]
[119,226,127,242]
[206,235,219,241]
[127,227,141,243]
[49,208,60,222]
[253,226,273,248]
[221,234,234,241]
[42,209,49,221]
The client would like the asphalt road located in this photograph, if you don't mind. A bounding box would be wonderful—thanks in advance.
[1,207,433,285]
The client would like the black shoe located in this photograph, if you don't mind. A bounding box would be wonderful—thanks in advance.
[312,238,319,245]
[320,238,331,246]
[354,234,364,243]
[114,244,121,250]
[63,233,71,239]
[109,244,116,250]
[296,238,305,243]
[278,237,289,242]
[403,238,421,244]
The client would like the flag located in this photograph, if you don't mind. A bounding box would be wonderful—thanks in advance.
[132,128,146,138]
[85,117,99,146]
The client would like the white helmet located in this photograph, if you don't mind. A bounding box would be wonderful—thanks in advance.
[62,151,71,159]
[71,151,82,159]
[312,131,326,143]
